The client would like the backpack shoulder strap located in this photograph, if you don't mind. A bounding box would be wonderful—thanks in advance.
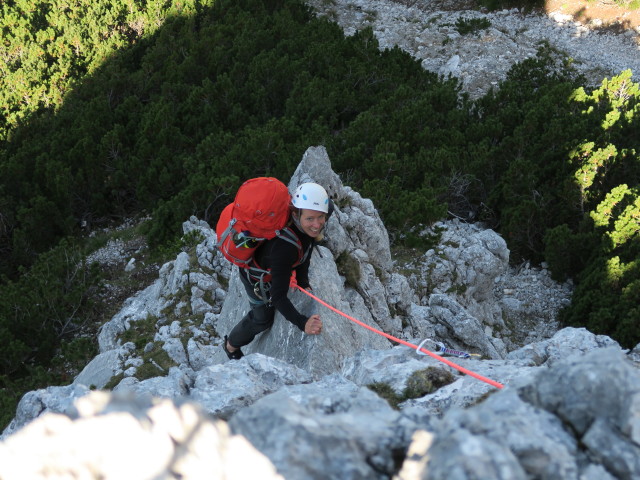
[276,227,301,248]
[277,227,312,267]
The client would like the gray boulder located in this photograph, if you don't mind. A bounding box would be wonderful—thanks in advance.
[113,365,192,399]
[73,347,126,390]
[411,347,640,480]
[291,146,393,272]
[289,146,404,336]
[403,219,572,355]
[0,391,283,480]
[429,294,505,359]
[520,347,640,479]
[229,374,415,480]
[216,245,390,378]
[419,221,509,319]
[189,354,313,419]
[506,326,623,366]
[1,384,90,439]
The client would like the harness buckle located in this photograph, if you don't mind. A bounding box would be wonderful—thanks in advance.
[253,280,272,305]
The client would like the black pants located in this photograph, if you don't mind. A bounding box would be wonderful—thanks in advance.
[227,269,275,348]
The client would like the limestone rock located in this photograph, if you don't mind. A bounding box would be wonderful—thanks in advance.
[0,391,283,480]
[216,246,390,379]
[229,374,415,480]
[3,145,639,479]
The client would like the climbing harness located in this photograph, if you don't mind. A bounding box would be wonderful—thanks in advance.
[416,338,482,359]
[290,279,504,389]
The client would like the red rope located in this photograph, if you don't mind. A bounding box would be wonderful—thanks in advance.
[293,283,504,389]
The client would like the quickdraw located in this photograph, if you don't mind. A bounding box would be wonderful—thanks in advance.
[416,338,481,359]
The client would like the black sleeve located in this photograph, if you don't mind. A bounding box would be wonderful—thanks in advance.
[294,253,311,289]
[267,241,308,331]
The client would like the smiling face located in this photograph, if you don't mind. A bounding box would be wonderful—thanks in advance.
[296,208,327,239]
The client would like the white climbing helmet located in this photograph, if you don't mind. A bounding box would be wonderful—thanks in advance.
[291,182,329,213]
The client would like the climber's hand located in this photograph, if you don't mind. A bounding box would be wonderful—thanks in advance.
[304,314,322,335]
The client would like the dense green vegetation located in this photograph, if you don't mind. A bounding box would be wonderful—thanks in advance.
[1,0,638,430]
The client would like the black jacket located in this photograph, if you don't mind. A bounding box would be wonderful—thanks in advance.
[247,223,314,330]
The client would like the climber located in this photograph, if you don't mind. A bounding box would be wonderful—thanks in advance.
[223,182,331,360]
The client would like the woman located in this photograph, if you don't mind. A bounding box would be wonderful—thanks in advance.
[223,182,330,360]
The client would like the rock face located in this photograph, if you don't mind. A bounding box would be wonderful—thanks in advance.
[0,391,284,480]
[216,146,397,377]
[424,347,640,480]
[1,146,639,480]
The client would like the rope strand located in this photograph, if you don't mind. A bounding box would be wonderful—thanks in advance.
[293,283,504,389]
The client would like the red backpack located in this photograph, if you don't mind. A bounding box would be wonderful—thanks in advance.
[216,177,306,280]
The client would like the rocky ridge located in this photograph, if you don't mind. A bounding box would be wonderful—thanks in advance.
[1,146,639,480]
[2,4,639,477]
[305,0,640,99]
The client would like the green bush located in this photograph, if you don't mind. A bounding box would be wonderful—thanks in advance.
[543,224,598,281]
[0,239,99,375]
[403,367,455,398]
[476,0,544,12]
[546,72,640,348]
[367,367,455,409]
[557,183,640,347]
[454,17,491,36]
